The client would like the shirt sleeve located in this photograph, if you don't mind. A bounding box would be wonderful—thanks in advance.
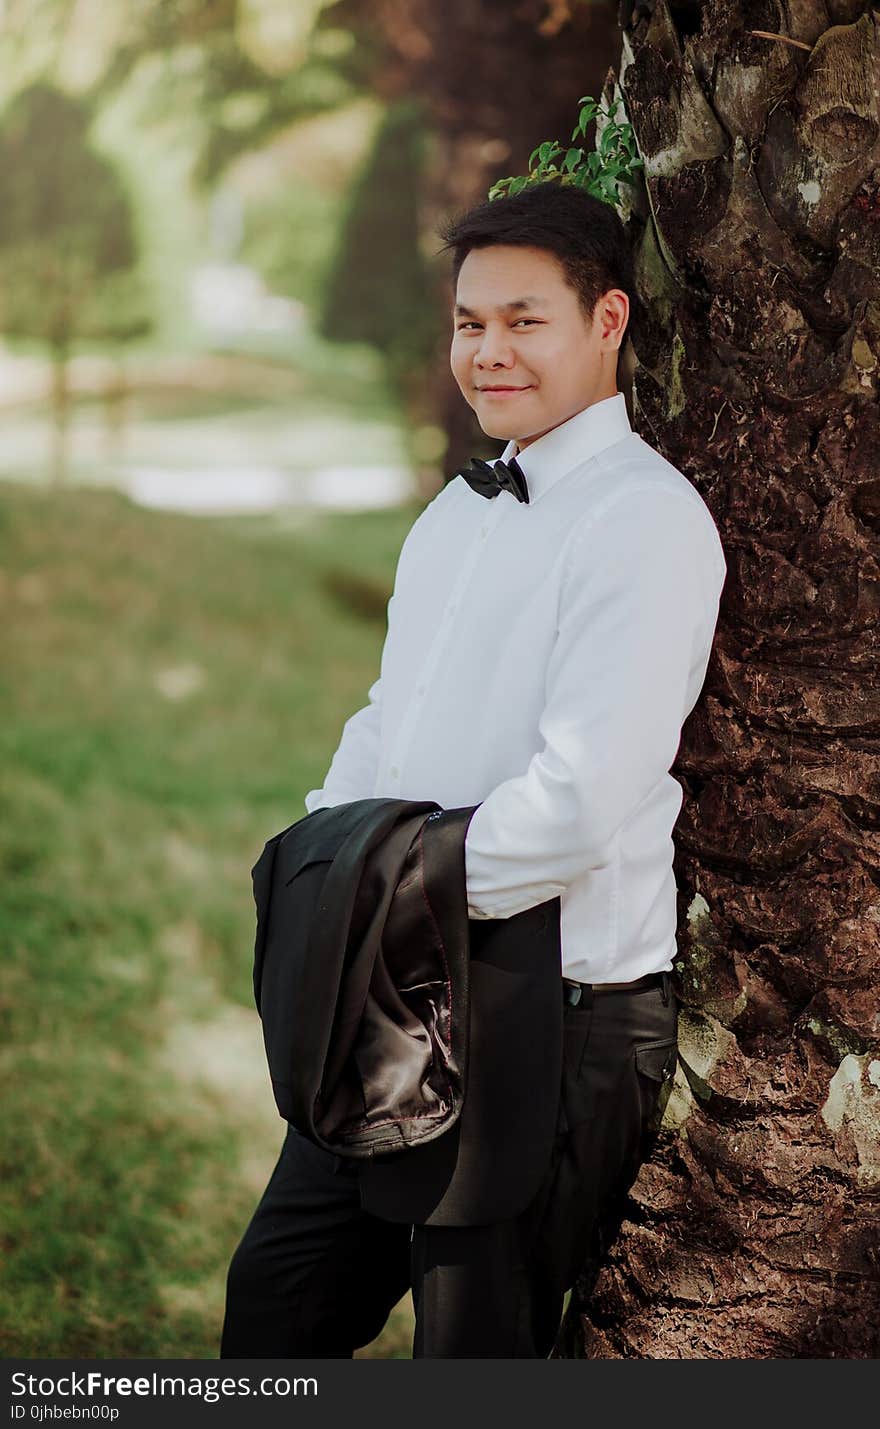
[303,492,438,814]
[303,590,398,814]
[463,486,726,918]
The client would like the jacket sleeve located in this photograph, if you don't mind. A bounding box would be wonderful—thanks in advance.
[463,486,727,918]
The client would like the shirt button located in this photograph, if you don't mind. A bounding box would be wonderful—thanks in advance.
[480,525,488,538]
[416,683,426,696]
[390,765,399,779]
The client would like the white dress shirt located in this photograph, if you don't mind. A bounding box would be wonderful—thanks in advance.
[304,392,727,983]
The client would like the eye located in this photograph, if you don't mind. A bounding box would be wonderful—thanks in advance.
[456,318,540,330]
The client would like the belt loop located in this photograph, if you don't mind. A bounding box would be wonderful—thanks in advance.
[562,977,593,1009]
[661,971,671,1006]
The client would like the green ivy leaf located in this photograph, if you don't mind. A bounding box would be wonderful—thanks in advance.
[598,124,618,158]
[484,93,642,210]
[598,173,619,201]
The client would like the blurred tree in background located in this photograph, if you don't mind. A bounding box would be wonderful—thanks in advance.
[0,83,150,482]
[318,96,441,427]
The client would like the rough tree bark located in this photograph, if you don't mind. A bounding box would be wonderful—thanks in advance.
[556,0,880,1359]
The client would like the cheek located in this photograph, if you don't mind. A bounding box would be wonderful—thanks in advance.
[450,343,472,390]
[532,334,592,387]
[516,335,561,378]
[532,332,570,364]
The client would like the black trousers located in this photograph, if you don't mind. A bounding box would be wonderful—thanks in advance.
[220,975,678,1359]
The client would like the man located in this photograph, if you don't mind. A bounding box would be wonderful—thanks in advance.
[221,181,726,1359]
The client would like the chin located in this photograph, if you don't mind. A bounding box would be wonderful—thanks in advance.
[476,415,518,438]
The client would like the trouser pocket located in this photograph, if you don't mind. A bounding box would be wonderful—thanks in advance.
[633,1036,679,1139]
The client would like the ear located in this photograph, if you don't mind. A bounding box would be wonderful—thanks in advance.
[598,289,630,350]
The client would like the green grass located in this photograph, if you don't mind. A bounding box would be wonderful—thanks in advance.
[0,484,422,1357]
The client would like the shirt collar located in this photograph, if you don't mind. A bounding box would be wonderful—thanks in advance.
[496,391,632,504]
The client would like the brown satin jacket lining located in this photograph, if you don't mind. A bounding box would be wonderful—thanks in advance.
[314,817,456,1148]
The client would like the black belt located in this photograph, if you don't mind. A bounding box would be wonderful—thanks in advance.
[561,970,671,1007]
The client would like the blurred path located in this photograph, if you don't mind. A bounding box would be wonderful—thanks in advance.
[0,347,418,512]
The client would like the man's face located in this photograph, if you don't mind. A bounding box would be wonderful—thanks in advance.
[449,243,628,450]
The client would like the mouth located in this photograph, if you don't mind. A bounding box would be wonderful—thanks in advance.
[476,385,534,397]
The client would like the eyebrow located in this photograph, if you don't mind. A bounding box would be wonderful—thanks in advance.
[453,296,547,317]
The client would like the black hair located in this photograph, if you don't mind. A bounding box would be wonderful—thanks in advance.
[436,180,643,349]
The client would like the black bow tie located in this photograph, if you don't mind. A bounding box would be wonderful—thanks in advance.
[456,454,530,504]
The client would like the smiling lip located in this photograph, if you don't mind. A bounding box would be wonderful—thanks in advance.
[478,385,533,395]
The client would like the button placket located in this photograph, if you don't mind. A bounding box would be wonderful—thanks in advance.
[388,506,502,784]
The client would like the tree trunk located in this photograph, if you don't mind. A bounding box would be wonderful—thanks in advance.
[103,355,129,469]
[557,0,880,1359]
[50,344,71,486]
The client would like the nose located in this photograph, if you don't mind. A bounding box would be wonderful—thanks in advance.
[475,323,515,369]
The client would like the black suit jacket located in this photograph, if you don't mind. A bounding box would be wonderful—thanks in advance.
[252,797,564,1227]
